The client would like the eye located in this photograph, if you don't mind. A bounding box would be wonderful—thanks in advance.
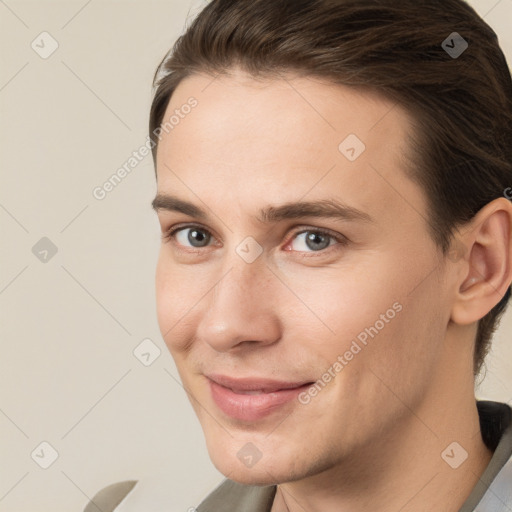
[285,228,348,254]
[164,225,214,249]
[162,224,348,255]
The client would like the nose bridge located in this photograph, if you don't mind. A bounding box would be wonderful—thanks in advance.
[217,234,273,299]
[196,248,280,351]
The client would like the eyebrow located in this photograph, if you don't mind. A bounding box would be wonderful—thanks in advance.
[151,194,373,224]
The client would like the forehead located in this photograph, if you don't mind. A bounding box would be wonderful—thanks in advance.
[155,69,427,229]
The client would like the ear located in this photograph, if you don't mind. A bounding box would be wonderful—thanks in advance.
[450,197,512,325]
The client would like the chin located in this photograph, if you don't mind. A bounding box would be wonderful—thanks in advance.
[201,421,311,485]
[207,444,305,486]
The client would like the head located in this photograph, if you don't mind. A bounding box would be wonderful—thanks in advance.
[150,0,512,485]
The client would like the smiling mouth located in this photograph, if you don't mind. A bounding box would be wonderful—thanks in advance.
[207,375,315,422]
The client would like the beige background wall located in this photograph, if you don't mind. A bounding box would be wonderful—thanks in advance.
[1,1,511,510]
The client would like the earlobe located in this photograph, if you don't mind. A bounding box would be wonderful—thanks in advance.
[450,197,512,326]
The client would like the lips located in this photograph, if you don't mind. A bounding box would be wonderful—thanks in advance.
[207,373,313,393]
[206,374,315,421]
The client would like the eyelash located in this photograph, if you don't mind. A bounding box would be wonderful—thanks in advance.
[162,223,349,257]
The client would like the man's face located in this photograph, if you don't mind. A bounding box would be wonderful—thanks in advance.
[154,69,454,484]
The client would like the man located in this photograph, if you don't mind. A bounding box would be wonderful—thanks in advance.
[83,0,512,510]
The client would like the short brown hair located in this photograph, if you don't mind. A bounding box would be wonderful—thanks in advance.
[149,0,512,376]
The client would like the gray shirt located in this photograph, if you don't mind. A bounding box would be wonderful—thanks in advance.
[83,400,512,512]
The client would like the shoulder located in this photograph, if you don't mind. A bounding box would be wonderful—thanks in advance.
[83,480,138,512]
[473,401,512,511]
[475,455,512,511]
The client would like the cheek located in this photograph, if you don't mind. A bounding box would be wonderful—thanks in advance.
[155,254,196,353]
[284,253,439,373]
[282,264,399,346]
[155,255,171,329]
[345,269,448,405]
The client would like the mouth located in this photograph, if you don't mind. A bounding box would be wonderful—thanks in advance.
[206,374,315,421]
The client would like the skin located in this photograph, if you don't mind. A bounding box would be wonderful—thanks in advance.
[153,68,512,512]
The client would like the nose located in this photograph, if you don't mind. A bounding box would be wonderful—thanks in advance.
[195,255,282,353]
